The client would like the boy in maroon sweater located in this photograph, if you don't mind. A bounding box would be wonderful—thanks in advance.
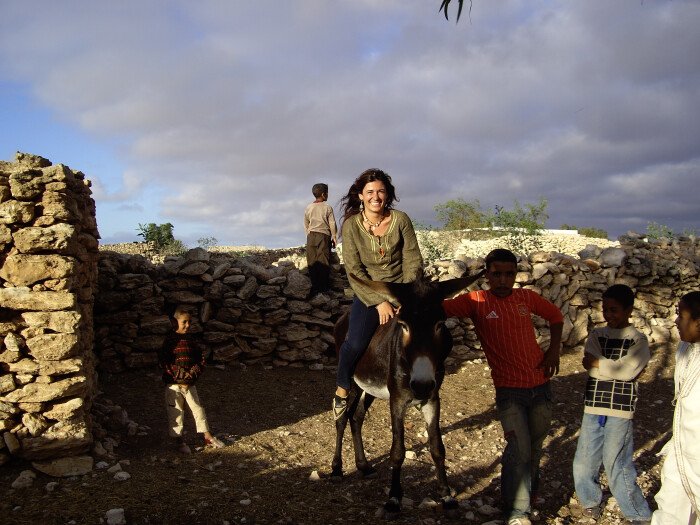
[158,307,224,453]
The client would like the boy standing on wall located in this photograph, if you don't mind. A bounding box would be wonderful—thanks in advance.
[442,248,563,525]
[304,183,337,296]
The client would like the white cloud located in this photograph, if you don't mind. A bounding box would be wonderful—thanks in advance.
[0,0,698,246]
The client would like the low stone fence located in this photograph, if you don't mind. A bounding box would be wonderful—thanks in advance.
[95,234,699,375]
[94,247,348,373]
[0,153,99,466]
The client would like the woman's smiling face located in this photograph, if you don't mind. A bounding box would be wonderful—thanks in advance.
[359,181,387,213]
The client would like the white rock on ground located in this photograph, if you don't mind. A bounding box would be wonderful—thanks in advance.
[11,470,36,489]
[105,508,126,525]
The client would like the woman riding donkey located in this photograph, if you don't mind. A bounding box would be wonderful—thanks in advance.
[332,168,423,419]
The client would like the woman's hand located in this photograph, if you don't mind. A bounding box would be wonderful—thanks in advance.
[376,301,396,325]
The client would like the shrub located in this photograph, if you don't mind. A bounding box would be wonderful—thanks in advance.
[646,221,674,240]
[137,223,175,249]
[197,236,218,250]
[578,227,609,239]
[486,198,548,254]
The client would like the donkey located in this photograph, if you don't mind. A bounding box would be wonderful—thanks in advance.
[331,270,483,517]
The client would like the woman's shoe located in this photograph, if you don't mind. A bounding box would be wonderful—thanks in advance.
[332,396,348,421]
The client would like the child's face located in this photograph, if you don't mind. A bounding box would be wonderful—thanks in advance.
[173,313,191,334]
[602,298,632,329]
[485,261,517,298]
[676,301,700,343]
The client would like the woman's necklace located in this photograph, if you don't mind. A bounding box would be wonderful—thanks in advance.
[362,211,384,234]
[362,211,387,257]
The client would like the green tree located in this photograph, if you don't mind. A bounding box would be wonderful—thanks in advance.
[489,197,548,235]
[485,197,548,254]
[137,222,175,249]
[434,198,487,231]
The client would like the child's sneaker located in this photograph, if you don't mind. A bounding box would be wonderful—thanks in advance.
[581,506,601,522]
[175,439,192,454]
[204,436,225,449]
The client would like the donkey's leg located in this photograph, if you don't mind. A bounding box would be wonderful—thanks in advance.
[384,397,409,517]
[349,391,376,478]
[420,396,458,515]
[331,390,359,479]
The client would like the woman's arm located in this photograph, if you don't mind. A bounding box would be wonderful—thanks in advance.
[398,213,423,283]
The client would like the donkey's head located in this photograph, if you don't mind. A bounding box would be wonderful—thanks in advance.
[349,270,483,400]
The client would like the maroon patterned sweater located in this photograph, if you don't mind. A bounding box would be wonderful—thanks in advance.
[158,332,205,385]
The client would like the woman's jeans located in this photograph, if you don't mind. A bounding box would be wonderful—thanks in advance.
[573,413,651,520]
[496,383,553,520]
[336,298,378,391]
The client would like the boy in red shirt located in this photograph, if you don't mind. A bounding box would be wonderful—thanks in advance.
[443,248,563,525]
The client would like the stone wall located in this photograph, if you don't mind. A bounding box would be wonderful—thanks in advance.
[94,235,700,374]
[94,247,347,373]
[0,153,100,465]
[428,236,699,362]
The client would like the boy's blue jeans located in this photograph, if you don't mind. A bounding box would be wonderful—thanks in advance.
[495,382,553,520]
[573,413,651,520]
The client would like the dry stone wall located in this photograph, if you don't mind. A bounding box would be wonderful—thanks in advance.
[427,236,699,362]
[95,234,700,374]
[94,248,348,373]
[0,153,99,466]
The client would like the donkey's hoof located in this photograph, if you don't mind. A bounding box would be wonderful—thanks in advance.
[359,465,378,479]
[383,497,401,519]
[440,496,459,517]
[330,466,343,482]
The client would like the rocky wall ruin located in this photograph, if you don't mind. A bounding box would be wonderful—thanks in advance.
[94,234,700,375]
[0,153,100,467]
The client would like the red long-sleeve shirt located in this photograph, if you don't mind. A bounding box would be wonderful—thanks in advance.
[443,288,563,388]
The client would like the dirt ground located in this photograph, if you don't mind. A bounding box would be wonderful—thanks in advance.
[1,344,677,525]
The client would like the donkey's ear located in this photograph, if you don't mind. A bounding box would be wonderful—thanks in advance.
[347,273,410,305]
[437,269,485,299]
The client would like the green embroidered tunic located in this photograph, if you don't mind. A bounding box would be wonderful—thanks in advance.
[340,209,423,306]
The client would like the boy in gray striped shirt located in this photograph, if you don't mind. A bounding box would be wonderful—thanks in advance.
[572,284,652,523]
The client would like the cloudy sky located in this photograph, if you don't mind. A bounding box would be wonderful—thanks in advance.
[0,0,698,248]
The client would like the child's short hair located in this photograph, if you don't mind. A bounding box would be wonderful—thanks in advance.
[602,284,635,309]
[485,248,518,269]
[312,183,328,199]
[173,306,191,319]
[681,291,700,319]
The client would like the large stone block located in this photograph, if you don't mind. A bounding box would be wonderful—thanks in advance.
[21,311,81,334]
[7,358,84,376]
[32,455,93,477]
[0,200,34,224]
[2,376,87,403]
[18,420,92,460]
[25,334,80,360]
[13,223,76,254]
[0,288,76,311]
[0,254,77,287]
